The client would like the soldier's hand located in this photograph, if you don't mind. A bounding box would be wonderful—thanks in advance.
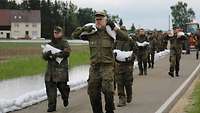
[46,51,55,59]
[46,51,52,56]
[107,20,116,30]
[82,25,94,32]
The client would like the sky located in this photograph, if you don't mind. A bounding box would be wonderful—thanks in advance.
[16,0,200,30]
[70,0,200,30]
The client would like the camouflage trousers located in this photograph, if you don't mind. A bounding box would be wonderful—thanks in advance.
[88,63,115,113]
[137,52,148,74]
[45,81,70,109]
[196,45,200,59]
[169,54,181,74]
[116,63,133,98]
[148,51,155,68]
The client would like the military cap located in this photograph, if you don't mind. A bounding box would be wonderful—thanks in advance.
[95,11,107,17]
[54,26,63,33]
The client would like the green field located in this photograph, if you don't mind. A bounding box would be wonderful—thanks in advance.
[185,79,200,113]
[0,42,90,80]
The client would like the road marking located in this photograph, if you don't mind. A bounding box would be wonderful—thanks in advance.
[155,62,200,113]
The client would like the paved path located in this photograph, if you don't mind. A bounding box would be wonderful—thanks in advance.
[12,52,200,113]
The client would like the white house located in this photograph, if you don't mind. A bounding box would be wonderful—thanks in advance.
[0,10,41,39]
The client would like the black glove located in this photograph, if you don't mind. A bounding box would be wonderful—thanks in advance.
[107,20,116,30]
[82,25,94,32]
[46,51,52,57]
[46,51,56,60]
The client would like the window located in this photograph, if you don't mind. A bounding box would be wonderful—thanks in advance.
[14,16,17,19]
[32,24,37,27]
[19,16,22,19]
[14,31,19,33]
[1,32,3,35]
[32,31,38,36]
[25,24,29,27]
[14,23,19,27]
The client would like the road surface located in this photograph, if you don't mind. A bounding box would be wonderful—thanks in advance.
[12,52,200,113]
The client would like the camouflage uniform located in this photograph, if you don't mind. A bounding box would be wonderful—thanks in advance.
[148,33,157,68]
[72,24,128,113]
[136,34,149,75]
[42,38,71,111]
[114,27,136,107]
[168,34,185,77]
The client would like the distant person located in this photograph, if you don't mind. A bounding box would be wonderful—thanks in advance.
[136,29,149,75]
[72,11,128,113]
[147,32,157,69]
[42,26,71,112]
[194,28,200,60]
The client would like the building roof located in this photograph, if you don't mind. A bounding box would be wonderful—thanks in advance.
[0,10,11,26]
[0,10,41,26]
[11,10,41,23]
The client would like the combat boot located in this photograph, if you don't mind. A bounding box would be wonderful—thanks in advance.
[168,72,174,77]
[144,70,147,75]
[151,63,154,69]
[47,107,56,112]
[63,100,68,107]
[139,71,143,76]
[117,96,126,107]
[106,111,114,113]
[176,71,179,77]
[148,64,151,68]
[127,96,132,103]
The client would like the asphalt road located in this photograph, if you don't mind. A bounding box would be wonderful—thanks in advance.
[12,52,200,113]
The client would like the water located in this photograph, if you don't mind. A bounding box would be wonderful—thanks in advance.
[0,65,89,100]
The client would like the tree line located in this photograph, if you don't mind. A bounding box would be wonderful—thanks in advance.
[0,0,126,39]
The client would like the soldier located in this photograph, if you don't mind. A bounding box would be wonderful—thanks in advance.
[194,28,200,60]
[148,31,157,68]
[168,28,185,77]
[114,26,136,107]
[42,26,71,112]
[136,29,149,75]
[72,11,128,113]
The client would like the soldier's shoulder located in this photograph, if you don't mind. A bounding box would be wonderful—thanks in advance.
[120,26,127,31]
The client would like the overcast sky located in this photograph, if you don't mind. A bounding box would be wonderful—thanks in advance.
[16,0,200,30]
[70,0,200,30]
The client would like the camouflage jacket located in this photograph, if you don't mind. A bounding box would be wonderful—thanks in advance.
[136,35,149,55]
[72,26,128,64]
[169,36,184,55]
[42,39,71,82]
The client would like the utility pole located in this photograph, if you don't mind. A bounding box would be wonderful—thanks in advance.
[169,15,171,31]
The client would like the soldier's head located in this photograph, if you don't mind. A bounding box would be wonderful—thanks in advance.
[139,28,145,36]
[95,11,107,29]
[53,26,63,39]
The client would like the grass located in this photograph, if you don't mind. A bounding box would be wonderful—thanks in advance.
[0,42,42,49]
[185,79,200,113]
[0,44,90,81]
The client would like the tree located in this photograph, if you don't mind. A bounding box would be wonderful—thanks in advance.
[8,0,19,9]
[0,0,8,9]
[77,8,95,26]
[20,0,30,10]
[29,0,40,10]
[119,19,123,26]
[170,1,195,28]
[131,23,136,33]
[65,1,78,37]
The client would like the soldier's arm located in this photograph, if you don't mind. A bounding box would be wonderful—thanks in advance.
[55,41,71,58]
[72,27,83,39]
[72,27,89,41]
[42,51,55,61]
[115,28,129,41]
